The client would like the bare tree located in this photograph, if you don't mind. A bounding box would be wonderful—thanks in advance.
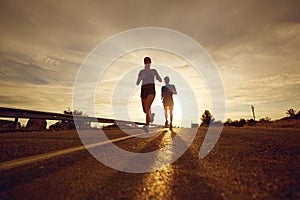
[286,108,297,119]
[63,107,72,115]
[251,105,256,121]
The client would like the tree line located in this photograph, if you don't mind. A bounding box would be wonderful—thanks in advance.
[200,108,300,127]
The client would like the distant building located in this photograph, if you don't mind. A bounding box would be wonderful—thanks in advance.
[191,123,199,128]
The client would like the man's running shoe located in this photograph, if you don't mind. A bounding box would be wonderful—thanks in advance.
[164,120,169,128]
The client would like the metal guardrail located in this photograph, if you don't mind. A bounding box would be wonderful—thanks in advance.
[0,107,154,129]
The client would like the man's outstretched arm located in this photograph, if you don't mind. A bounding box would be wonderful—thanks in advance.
[172,85,177,95]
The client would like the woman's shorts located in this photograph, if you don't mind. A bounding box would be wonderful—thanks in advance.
[141,83,156,98]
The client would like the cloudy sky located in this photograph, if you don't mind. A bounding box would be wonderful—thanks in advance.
[0,0,299,126]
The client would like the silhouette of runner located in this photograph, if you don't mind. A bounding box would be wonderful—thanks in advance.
[136,57,162,132]
[161,76,177,130]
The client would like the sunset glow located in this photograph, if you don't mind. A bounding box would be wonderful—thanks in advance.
[1,1,299,126]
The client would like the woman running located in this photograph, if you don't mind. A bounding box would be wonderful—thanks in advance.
[136,57,162,132]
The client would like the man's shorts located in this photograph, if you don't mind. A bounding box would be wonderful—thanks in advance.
[163,99,174,110]
[141,83,156,98]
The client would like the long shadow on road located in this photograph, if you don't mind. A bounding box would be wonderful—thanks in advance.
[168,129,224,200]
[90,128,224,200]
[0,128,224,200]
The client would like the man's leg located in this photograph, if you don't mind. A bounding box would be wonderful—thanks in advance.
[169,106,173,130]
[164,107,168,127]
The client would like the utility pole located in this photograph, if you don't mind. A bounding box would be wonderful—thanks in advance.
[251,105,256,121]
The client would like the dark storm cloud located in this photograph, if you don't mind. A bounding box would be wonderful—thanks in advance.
[0,49,79,85]
[0,95,32,105]
[1,0,298,48]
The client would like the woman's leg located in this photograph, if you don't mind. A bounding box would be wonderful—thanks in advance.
[141,98,149,125]
[141,98,147,114]
[145,94,155,125]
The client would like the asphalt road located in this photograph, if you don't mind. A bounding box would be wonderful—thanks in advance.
[0,127,299,200]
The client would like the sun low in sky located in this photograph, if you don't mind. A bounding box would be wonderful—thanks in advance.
[93,49,213,127]
[0,0,299,125]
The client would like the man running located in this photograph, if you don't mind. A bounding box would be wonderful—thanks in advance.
[161,76,177,130]
[136,57,162,132]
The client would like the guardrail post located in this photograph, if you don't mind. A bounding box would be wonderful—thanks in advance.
[14,117,19,129]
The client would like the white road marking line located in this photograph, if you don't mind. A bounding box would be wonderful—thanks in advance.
[0,130,158,172]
